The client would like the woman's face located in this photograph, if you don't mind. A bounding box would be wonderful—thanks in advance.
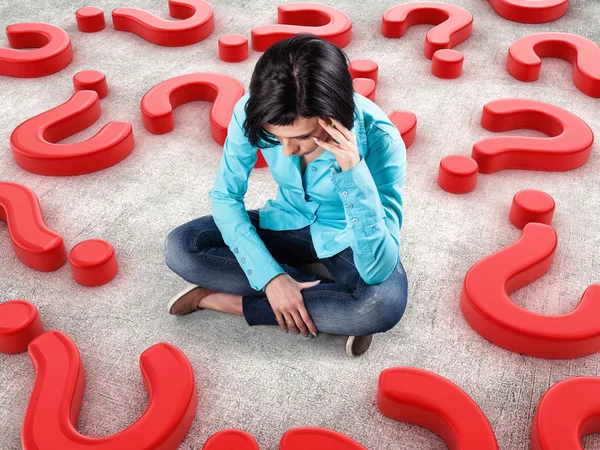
[263,116,333,157]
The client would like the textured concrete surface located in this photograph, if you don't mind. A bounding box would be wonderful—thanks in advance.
[1,0,600,448]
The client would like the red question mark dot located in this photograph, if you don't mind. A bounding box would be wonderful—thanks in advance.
[75,7,106,32]
[438,155,479,194]
[510,189,555,229]
[0,300,43,354]
[68,239,119,286]
[73,69,108,98]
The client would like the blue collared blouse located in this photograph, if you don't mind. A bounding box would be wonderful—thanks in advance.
[209,91,406,291]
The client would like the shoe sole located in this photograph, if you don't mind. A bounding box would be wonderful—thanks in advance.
[345,335,373,357]
[167,282,202,315]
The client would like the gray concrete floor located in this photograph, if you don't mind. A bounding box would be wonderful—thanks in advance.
[1,0,600,448]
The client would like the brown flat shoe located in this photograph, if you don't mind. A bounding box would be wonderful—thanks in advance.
[344,335,373,357]
[167,282,216,315]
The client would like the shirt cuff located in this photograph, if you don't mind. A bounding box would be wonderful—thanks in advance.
[230,230,286,291]
[329,155,385,228]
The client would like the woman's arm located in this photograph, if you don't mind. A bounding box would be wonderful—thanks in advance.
[329,131,406,284]
[208,99,286,292]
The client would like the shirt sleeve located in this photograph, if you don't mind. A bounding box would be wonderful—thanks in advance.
[329,132,406,284]
[208,102,286,292]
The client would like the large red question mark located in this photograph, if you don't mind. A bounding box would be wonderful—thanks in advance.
[251,3,352,52]
[487,0,569,24]
[438,98,594,194]
[0,300,197,449]
[0,22,72,78]
[140,72,267,168]
[381,2,473,78]
[112,0,214,46]
[507,32,600,98]
[10,70,135,176]
[0,181,119,286]
[461,190,600,358]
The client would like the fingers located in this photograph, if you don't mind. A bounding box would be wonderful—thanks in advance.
[275,312,289,333]
[318,117,348,145]
[290,311,309,337]
[297,304,318,337]
[327,117,355,143]
[313,136,343,155]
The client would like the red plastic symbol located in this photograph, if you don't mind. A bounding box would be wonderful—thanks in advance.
[218,34,248,62]
[251,3,352,52]
[0,300,43,354]
[140,73,267,168]
[381,2,473,77]
[377,367,499,449]
[10,71,135,176]
[461,221,600,358]
[0,22,73,78]
[431,48,463,78]
[531,377,600,449]
[352,78,376,102]
[203,427,366,449]
[69,239,119,286]
[0,181,67,271]
[388,110,418,149]
[488,0,569,24]
[73,69,109,98]
[348,59,378,84]
[507,32,600,98]
[438,98,593,193]
[75,7,106,32]
[509,189,555,229]
[0,181,119,285]
[473,98,594,173]
[11,320,197,448]
[112,0,214,46]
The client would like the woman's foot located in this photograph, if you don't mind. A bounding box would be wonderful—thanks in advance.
[168,284,243,316]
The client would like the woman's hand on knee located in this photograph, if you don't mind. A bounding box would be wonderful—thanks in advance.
[265,274,320,337]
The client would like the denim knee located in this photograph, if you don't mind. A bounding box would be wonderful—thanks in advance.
[359,265,408,334]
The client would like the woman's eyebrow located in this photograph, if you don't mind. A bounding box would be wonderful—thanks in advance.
[291,128,317,138]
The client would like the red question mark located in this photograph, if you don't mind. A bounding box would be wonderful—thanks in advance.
[381,2,473,78]
[10,70,134,176]
[0,300,197,449]
[461,190,600,358]
[531,377,600,450]
[507,32,600,98]
[140,72,268,168]
[112,0,214,46]
[438,98,594,194]
[0,22,72,77]
[251,3,352,52]
[0,182,118,286]
[487,0,570,24]
[378,367,499,449]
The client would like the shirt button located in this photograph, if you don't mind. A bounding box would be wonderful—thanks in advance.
[352,218,359,223]
[247,269,252,275]
[347,204,353,208]
[241,257,245,263]
[342,191,348,196]
[234,248,239,253]
[311,167,317,172]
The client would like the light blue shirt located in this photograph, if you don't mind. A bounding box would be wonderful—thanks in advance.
[209,91,406,291]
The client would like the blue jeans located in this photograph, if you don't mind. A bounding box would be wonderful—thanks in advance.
[164,209,408,336]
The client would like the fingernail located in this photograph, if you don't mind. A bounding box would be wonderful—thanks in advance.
[312,332,317,337]
[313,137,319,142]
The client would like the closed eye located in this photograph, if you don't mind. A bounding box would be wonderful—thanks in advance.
[297,135,312,140]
